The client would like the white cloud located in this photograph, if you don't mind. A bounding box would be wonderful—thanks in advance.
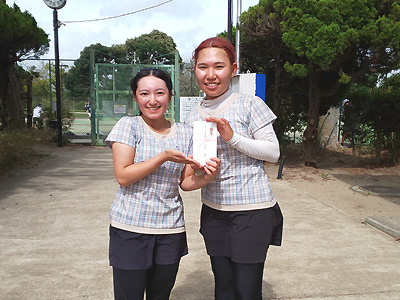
[12,0,260,62]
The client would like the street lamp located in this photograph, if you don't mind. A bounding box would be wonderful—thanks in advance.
[43,0,67,147]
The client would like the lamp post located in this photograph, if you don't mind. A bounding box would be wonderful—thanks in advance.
[53,10,63,147]
[43,0,67,147]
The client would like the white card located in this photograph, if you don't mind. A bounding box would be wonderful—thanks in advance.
[193,121,218,166]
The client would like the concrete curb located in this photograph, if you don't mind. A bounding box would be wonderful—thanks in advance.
[352,185,400,198]
[364,216,400,239]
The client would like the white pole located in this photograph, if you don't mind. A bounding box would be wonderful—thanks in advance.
[236,0,242,73]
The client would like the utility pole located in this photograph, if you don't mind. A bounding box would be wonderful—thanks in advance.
[236,0,242,73]
[228,0,233,43]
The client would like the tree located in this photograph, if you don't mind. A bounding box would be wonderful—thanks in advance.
[241,0,400,167]
[31,62,54,104]
[240,3,309,145]
[64,43,126,98]
[0,2,49,129]
[16,65,35,128]
[180,61,200,97]
[346,73,400,164]
[125,30,181,65]
[64,30,181,99]
[26,61,71,108]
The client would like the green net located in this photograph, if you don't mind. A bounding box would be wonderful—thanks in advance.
[94,63,177,144]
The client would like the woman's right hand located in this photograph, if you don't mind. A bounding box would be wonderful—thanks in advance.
[179,156,221,191]
[203,157,221,180]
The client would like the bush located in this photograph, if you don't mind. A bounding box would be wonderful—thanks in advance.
[0,128,56,173]
[43,104,75,132]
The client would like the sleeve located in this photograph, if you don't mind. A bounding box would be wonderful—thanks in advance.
[227,123,280,162]
[248,96,277,133]
[178,123,194,157]
[104,117,137,149]
[187,126,193,156]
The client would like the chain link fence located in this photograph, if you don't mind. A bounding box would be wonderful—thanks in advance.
[22,60,178,145]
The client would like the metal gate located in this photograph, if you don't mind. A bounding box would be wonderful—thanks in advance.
[92,63,178,145]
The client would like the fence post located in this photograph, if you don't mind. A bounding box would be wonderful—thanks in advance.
[90,49,96,145]
[174,51,180,122]
[277,155,285,179]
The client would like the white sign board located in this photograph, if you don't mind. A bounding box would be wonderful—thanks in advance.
[114,104,127,114]
[232,73,257,96]
[180,97,202,122]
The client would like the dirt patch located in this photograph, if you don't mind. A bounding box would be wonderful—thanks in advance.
[0,144,75,182]
[267,144,400,222]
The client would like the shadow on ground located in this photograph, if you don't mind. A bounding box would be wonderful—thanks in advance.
[172,270,277,300]
[333,173,400,205]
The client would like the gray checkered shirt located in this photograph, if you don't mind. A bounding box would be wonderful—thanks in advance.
[185,93,277,211]
[105,116,193,233]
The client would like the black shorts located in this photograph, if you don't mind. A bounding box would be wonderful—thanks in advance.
[109,226,188,270]
[200,203,283,264]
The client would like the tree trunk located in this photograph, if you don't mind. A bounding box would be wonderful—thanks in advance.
[0,62,25,129]
[26,75,33,128]
[0,62,9,129]
[303,71,320,168]
[395,132,399,163]
[272,64,283,139]
[375,129,382,165]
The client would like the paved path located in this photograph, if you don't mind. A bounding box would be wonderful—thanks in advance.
[0,146,399,299]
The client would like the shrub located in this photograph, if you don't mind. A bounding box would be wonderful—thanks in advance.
[0,128,56,173]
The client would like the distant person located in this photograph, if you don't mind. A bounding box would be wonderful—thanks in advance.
[84,102,91,118]
[185,37,283,299]
[32,104,44,129]
[105,68,220,300]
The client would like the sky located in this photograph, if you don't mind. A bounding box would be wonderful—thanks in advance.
[12,0,260,64]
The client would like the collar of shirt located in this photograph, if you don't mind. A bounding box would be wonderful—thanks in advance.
[201,86,233,113]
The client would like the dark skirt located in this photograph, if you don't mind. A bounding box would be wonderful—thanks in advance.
[200,203,283,264]
[109,226,188,270]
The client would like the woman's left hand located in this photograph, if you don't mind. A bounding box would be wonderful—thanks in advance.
[164,149,199,165]
[205,117,233,142]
